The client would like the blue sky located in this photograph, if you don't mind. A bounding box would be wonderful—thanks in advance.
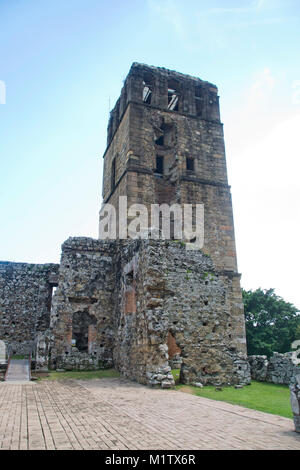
[1,0,300,307]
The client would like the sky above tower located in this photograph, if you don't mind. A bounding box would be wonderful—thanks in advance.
[0,0,300,308]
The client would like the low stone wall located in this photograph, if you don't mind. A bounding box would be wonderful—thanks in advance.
[248,352,299,385]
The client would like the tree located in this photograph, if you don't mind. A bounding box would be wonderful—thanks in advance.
[242,288,300,357]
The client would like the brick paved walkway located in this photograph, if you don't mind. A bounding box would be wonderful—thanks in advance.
[0,378,299,450]
[5,359,30,382]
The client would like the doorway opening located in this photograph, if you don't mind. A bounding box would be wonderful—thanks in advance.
[167,331,182,384]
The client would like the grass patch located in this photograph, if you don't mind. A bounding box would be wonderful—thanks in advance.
[36,368,120,381]
[175,380,293,419]
[11,355,28,360]
[171,369,180,385]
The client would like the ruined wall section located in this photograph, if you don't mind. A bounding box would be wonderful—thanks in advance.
[113,240,174,387]
[113,240,250,387]
[102,105,131,203]
[154,242,249,386]
[248,353,299,385]
[126,62,220,121]
[0,261,59,355]
[49,238,116,370]
[130,105,228,186]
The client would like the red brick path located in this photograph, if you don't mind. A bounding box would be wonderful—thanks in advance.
[0,378,299,450]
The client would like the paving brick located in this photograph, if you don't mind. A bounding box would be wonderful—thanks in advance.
[0,378,299,450]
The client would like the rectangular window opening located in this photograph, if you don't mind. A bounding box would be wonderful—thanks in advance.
[143,83,152,104]
[155,134,164,146]
[186,157,194,172]
[111,158,116,191]
[155,155,164,175]
[167,88,179,111]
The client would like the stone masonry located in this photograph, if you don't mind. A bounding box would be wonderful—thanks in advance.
[113,239,249,387]
[0,64,251,387]
[290,374,300,433]
[102,63,238,272]
[0,262,59,355]
[47,238,115,371]
[248,352,300,385]
[40,236,249,387]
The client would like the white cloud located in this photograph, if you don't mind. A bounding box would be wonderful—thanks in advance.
[255,0,295,10]
[221,66,300,307]
[147,0,293,52]
[233,113,300,188]
[229,113,300,307]
[224,68,292,159]
[247,67,275,109]
[208,1,265,15]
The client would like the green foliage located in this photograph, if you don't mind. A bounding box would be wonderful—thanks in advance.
[176,381,292,418]
[242,288,300,357]
[201,271,215,282]
[173,240,186,247]
[200,251,211,259]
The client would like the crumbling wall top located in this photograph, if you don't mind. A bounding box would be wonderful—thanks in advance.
[129,62,218,91]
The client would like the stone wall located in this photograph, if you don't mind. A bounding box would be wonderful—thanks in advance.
[290,375,300,432]
[0,261,59,355]
[35,236,250,387]
[113,239,250,387]
[48,237,116,370]
[248,352,299,385]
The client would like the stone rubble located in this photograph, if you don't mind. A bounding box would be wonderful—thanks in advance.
[248,352,299,385]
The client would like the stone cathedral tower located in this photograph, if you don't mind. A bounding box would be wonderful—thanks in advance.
[96,63,249,386]
[101,63,238,273]
[0,63,250,387]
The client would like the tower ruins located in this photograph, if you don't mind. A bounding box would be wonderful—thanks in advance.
[0,64,250,387]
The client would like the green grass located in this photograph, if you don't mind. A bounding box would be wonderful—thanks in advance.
[37,368,120,381]
[11,355,28,360]
[175,380,293,419]
[171,368,180,384]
